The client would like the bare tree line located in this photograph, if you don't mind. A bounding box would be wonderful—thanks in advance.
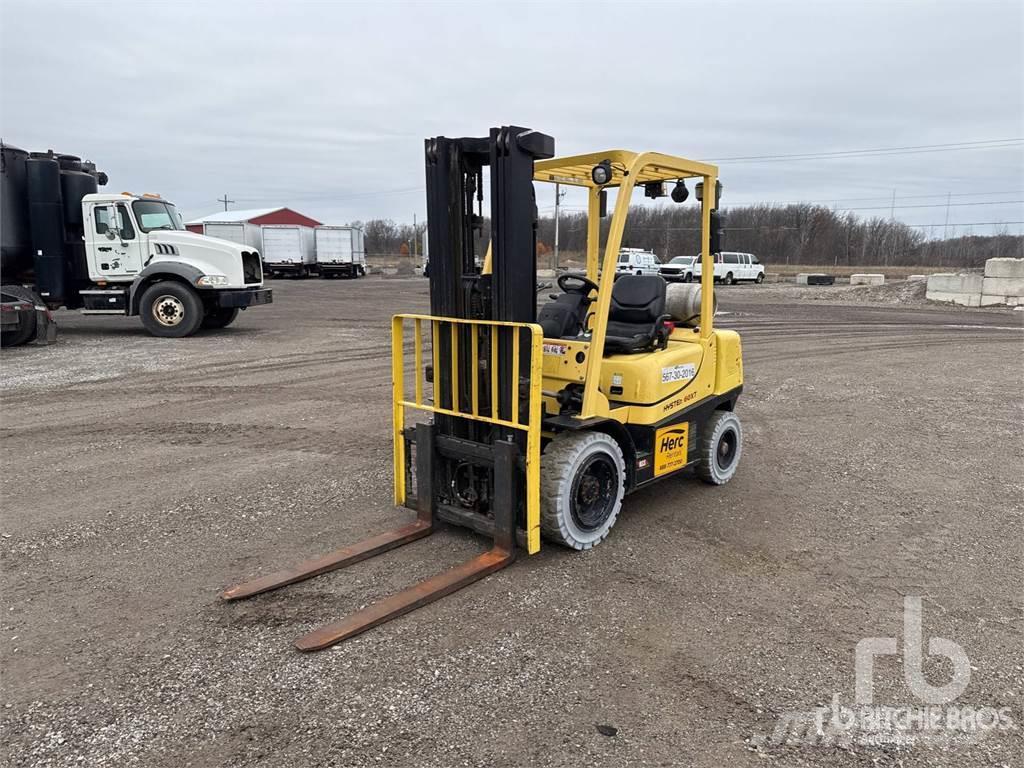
[359,203,1022,268]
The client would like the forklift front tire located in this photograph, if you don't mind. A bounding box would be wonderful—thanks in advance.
[541,431,626,550]
[139,282,204,338]
[696,410,742,485]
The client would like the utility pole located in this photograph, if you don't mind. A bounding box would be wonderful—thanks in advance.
[412,213,417,260]
[887,189,896,267]
[943,191,952,240]
[553,183,565,273]
[218,194,234,211]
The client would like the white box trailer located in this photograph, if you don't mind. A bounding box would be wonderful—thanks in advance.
[315,225,366,278]
[201,221,263,255]
[261,225,316,277]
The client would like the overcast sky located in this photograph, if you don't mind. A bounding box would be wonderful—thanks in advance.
[2,0,1021,236]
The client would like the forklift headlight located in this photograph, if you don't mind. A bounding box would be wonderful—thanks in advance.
[591,160,612,186]
[196,274,229,287]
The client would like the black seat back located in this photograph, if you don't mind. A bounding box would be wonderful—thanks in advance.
[604,275,667,353]
[538,292,587,338]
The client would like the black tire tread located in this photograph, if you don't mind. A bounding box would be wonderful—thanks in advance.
[696,410,743,485]
[139,281,204,338]
[0,285,40,347]
[540,431,625,550]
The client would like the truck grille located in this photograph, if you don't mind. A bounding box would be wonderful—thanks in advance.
[242,252,262,284]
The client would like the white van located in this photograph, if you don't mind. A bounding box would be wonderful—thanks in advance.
[693,251,765,284]
[615,248,660,276]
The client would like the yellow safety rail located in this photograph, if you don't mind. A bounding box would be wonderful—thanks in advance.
[391,314,545,553]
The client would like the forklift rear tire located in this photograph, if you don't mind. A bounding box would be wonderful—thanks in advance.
[139,282,204,338]
[541,431,625,550]
[696,410,742,485]
[201,307,239,329]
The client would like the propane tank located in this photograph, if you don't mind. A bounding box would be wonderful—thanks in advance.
[665,282,717,327]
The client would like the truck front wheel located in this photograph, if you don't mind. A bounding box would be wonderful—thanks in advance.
[201,307,239,329]
[139,282,204,338]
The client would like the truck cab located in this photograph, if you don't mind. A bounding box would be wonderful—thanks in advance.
[80,193,271,335]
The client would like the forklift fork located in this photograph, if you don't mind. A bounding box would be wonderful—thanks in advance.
[222,424,519,651]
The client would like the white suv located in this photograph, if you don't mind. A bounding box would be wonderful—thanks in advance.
[615,248,661,276]
[693,251,765,284]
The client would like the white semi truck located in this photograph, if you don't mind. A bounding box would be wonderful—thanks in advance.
[261,224,316,278]
[0,144,272,343]
[315,225,366,278]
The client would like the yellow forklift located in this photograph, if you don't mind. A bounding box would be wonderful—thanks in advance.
[223,126,744,650]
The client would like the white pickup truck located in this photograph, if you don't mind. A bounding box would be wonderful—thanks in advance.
[693,251,765,284]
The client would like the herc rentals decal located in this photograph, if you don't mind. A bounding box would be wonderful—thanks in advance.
[654,423,689,476]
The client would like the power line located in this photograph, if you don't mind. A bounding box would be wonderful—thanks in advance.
[617,221,1024,232]
[706,138,1023,164]
[728,189,1024,206]
[233,186,424,203]
[839,200,1023,212]
[220,139,1023,205]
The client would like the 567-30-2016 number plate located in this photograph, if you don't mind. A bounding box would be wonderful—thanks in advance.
[661,363,696,383]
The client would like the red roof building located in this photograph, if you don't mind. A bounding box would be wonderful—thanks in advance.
[185,207,321,234]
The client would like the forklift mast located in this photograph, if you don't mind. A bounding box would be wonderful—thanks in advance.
[424,126,554,325]
[422,126,554,515]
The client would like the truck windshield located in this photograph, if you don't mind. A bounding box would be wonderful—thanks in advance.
[132,200,183,232]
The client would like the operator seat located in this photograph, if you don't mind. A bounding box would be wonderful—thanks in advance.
[604,275,669,354]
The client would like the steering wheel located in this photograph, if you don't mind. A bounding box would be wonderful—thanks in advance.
[557,273,599,295]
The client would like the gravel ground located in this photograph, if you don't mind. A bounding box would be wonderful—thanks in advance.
[2,277,1022,767]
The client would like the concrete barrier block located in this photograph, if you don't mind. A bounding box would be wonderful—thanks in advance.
[907,274,927,282]
[926,273,983,294]
[979,294,1009,306]
[851,273,885,286]
[796,273,834,285]
[925,290,981,307]
[984,257,1024,279]
[982,276,1024,297]
[980,294,1024,307]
